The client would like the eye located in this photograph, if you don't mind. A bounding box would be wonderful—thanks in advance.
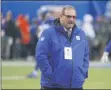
[63,14,76,19]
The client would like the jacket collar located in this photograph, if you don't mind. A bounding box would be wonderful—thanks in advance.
[53,18,80,35]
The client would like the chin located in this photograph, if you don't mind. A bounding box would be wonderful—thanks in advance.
[68,25,74,28]
[66,27,70,29]
[68,26,73,29]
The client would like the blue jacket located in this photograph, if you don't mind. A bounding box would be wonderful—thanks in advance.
[105,40,111,53]
[36,19,89,88]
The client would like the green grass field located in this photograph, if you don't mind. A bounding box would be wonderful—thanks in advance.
[2,63,111,89]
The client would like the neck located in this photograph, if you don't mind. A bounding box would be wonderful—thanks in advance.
[60,20,71,30]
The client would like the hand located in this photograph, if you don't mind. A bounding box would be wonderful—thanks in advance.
[101,52,109,63]
[8,37,13,46]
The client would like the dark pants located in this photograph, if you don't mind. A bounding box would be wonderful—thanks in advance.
[41,86,83,90]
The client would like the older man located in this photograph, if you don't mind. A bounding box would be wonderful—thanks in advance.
[36,5,89,89]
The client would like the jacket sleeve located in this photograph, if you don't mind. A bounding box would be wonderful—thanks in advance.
[83,36,90,79]
[105,40,111,53]
[35,29,52,79]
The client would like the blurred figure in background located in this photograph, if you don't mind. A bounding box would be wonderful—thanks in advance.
[101,34,111,63]
[1,13,6,59]
[1,10,21,59]
[16,14,31,59]
[82,14,96,60]
[27,6,55,78]
[100,1,111,63]
[94,15,111,60]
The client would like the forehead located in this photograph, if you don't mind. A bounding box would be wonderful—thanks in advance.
[64,8,76,16]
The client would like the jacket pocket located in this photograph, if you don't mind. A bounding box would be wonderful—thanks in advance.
[51,62,72,87]
[43,67,53,81]
[73,66,85,81]
[51,68,68,87]
[78,66,86,79]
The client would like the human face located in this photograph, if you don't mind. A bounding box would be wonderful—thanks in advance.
[61,8,76,30]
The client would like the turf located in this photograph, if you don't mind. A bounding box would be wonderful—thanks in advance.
[2,65,111,89]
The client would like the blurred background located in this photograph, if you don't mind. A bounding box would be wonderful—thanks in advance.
[1,0,111,89]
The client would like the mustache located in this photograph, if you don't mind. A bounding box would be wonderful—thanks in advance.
[68,22,74,24]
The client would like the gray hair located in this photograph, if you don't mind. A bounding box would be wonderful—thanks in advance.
[61,5,76,15]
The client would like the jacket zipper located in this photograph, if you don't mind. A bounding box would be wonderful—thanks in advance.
[67,38,73,88]
[69,45,73,88]
[70,45,73,88]
[65,34,73,88]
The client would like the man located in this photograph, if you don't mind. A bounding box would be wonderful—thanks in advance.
[36,5,89,89]
[82,14,95,60]
[101,35,111,63]
[3,10,20,59]
[16,14,31,59]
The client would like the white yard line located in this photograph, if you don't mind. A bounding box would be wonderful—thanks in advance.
[1,76,26,80]
[2,61,111,67]
[86,81,105,85]
[2,61,35,66]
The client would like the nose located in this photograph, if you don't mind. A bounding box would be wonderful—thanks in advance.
[69,17,74,21]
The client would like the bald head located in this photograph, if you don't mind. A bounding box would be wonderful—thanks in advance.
[61,5,76,16]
